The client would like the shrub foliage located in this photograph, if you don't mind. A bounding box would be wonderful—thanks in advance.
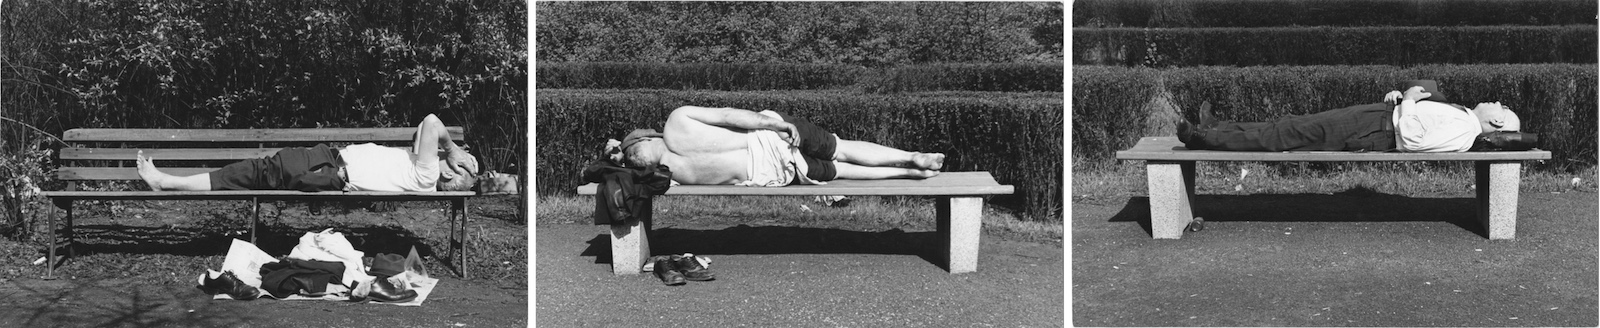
[1075,25,1598,67]
[536,2,1063,65]
[536,89,1064,221]
[1072,64,1598,171]
[537,62,1065,93]
[1074,0,1598,28]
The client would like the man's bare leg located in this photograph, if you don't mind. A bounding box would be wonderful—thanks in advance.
[136,151,212,191]
[833,139,945,170]
[833,162,939,180]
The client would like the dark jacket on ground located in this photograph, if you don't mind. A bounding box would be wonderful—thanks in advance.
[258,259,345,298]
[582,161,672,225]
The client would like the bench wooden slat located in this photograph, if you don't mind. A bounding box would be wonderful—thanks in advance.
[576,172,1014,196]
[61,148,282,161]
[59,167,216,180]
[42,190,474,201]
[63,127,465,142]
[1116,137,1552,161]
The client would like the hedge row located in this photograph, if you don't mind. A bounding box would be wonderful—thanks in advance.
[537,62,1065,93]
[1072,64,1598,171]
[1074,0,1598,27]
[536,89,1064,221]
[1075,25,1598,67]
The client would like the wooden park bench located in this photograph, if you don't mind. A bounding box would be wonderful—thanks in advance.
[41,127,478,279]
[577,172,1014,275]
[1116,136,1552,240]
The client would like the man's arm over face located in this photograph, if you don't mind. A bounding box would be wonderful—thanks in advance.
[668,106,802,147]
[413,114,477,176]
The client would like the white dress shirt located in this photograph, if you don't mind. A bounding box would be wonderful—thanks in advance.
[1392,99,1480,152]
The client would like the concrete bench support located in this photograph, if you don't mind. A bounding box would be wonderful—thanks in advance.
[582,172,1014,275]
[938,196,983,273]
[1477,161,1520,239]
[1117,137,1549,240]
[1145,161,1196,239]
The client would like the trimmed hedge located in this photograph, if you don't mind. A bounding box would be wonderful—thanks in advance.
[1075,25,1598,67]
[537,62,1065,93]
[1072,64,1598,171]
[1074,0,1598,27]
[536,89,1064,221]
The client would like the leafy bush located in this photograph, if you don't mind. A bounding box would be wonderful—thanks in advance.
[536,2,1063,65]
[1073,64,1598,171]
[1074,0,1598,27]
[3,0,527,174]
[536,89,1064,221]
[537,62,1064,93]
[0,138,55,241]
[1075,25,1598,67]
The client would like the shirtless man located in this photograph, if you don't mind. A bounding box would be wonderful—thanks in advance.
[619,106,946,186]
[135,114,482,192]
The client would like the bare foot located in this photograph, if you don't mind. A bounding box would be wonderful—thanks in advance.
[135,151,166,191]
[910,169,940,179]
[911,153,945,170]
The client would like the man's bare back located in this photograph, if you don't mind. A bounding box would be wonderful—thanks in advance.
[623,106,945,186]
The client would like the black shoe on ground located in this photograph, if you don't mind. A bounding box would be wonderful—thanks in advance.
[199,271,260,300]
[367,278,419,303]
[652,255,686,286]
[675,254,715,282]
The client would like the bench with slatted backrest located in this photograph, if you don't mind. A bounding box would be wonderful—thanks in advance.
[576,172,1014,275]
[42,127,477,279]
[1116,136,1552,240]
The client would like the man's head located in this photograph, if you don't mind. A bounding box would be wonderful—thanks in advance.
[1399,80,1448,103]
[437,153,480,191]
[619,128,665,168]
[1472,102,1521,134]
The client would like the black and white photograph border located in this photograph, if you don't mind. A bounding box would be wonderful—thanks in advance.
[1069,0,1599,326]
[533,2,1066,327]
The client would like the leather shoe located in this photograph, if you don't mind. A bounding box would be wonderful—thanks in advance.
[351,277,419,303]
[675,254,715,281]
[651,255,686,286]
[200,271,260,300]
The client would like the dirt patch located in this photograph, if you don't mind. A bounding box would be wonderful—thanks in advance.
[0,196,528,327]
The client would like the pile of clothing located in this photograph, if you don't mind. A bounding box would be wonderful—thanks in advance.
[195,229,438,306]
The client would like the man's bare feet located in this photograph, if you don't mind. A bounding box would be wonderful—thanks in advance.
[911,152,945,170]
[911,169,940,179]
[135,150,166,191]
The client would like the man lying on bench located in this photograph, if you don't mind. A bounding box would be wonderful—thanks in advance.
[616,106,947,186]
[1175,80,1537,152]
[135,114,482,192]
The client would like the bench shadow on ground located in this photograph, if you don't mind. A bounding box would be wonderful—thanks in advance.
[1108,186,1487,238]
[48,225,440,269]
[578,225,950,271]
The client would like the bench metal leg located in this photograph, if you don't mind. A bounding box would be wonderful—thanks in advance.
[250,197,260,244]
[938,196,983,274]
[609,199,652,275]
[1147,161,1196,239]
[1476,161,1520,239]
[452,198,470,279]
[45,200,73,280]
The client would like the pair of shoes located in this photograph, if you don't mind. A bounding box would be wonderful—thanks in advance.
[1176,121,1209,150]
[200,271,260,300]
[675,254,715,281]
[651,255,687,286]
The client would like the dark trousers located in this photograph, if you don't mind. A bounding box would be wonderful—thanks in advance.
[1197,103,1396,151]
[208,144,346,191]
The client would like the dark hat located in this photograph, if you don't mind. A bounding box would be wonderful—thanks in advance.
[1399,80,1448,103]
[618,128,663,151]
[368,253,406,277]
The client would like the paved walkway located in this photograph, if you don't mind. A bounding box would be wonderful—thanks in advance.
[536,223,1063,327]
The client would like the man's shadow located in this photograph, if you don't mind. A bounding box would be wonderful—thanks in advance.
[1108,186,1488,237]
[579,225,948,270]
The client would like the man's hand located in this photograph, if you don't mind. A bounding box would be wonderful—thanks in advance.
[1384,90,1403,105]
[1402,86,1432,102]
[779,122,802,149]
[446,148,479,176]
